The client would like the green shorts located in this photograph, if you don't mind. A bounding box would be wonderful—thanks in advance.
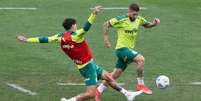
[79,60,104,86]
[115,48,139,71]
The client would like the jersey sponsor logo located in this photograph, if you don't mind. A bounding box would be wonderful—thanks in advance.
[62,44,74,49]
[124,29,138,34]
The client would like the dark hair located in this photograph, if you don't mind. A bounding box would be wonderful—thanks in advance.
[129,3,140,12]
[62,18,76,30]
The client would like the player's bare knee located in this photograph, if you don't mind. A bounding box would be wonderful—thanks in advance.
[135,55,145,66]
[139,56,145,64]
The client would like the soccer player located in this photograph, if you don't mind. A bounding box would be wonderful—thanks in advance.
[17,6,143,101]
[96,3,160,97]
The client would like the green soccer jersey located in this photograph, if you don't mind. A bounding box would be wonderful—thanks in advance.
[109,15,147,49]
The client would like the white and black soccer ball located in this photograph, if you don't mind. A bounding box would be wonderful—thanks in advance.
[156,75,170,89]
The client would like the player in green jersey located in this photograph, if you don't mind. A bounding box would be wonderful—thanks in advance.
[96,3,160,99]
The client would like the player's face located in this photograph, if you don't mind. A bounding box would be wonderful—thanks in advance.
[128,9,138,20]
[71,24,77,32]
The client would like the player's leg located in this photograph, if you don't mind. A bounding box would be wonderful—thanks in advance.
[97,68,124,92]
[111,68,123,79]
[105,48,152,95]
[101,70,122,92]
[96,65,143,101]
[133,53,152,94]
[96,69,123,101]
[61,85,97,101]
[61,62,100,101]
[134,54,145,82]
[97,48,128,94]
[114,48,152,94]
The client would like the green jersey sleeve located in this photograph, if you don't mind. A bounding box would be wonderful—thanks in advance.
[138,16,148,26]
[75,13,96,37]
[109,15,127,28]
[26,32,63,43]
[109,17,120,27]
[71,13,96,43]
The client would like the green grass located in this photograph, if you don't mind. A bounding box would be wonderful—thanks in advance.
[0,0,201,101]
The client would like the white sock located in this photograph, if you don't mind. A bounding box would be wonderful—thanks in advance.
[68,97,76,101]
[137,77,144,84]
[97,83,107,93]
[61,98,68,101]
[120,88,129,96]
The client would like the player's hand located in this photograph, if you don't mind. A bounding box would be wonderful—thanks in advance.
[17,35,27,42]
[104,40,111,48]
[152,18,160,25]
[93,5,102,14]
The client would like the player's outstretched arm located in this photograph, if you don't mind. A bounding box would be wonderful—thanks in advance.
[83,5,102,32]
[17,33,62,43]
[75,5,102,37]
[143,18,160,28]
[103,21,111,48]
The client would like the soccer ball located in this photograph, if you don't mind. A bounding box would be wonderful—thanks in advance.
[156,75,170,89]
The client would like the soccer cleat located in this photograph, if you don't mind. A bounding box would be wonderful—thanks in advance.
[126,90,143,101]
[136,84,152,95]
[60,97,68,101]
[95,89,101,101]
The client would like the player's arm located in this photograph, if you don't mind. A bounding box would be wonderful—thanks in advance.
[103,17,119,48]
[143,18,160,28]
[103,21,112,48]
[74,6,102,38]
[17,33,63,43]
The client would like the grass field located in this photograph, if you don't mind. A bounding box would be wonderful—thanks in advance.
[0,0,201,101]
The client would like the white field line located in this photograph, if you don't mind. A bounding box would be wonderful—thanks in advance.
[57,82,125,86]
[7,83,37,95]
[190,82,201,85]
[90,7,147,10]
[0,7,37,10]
